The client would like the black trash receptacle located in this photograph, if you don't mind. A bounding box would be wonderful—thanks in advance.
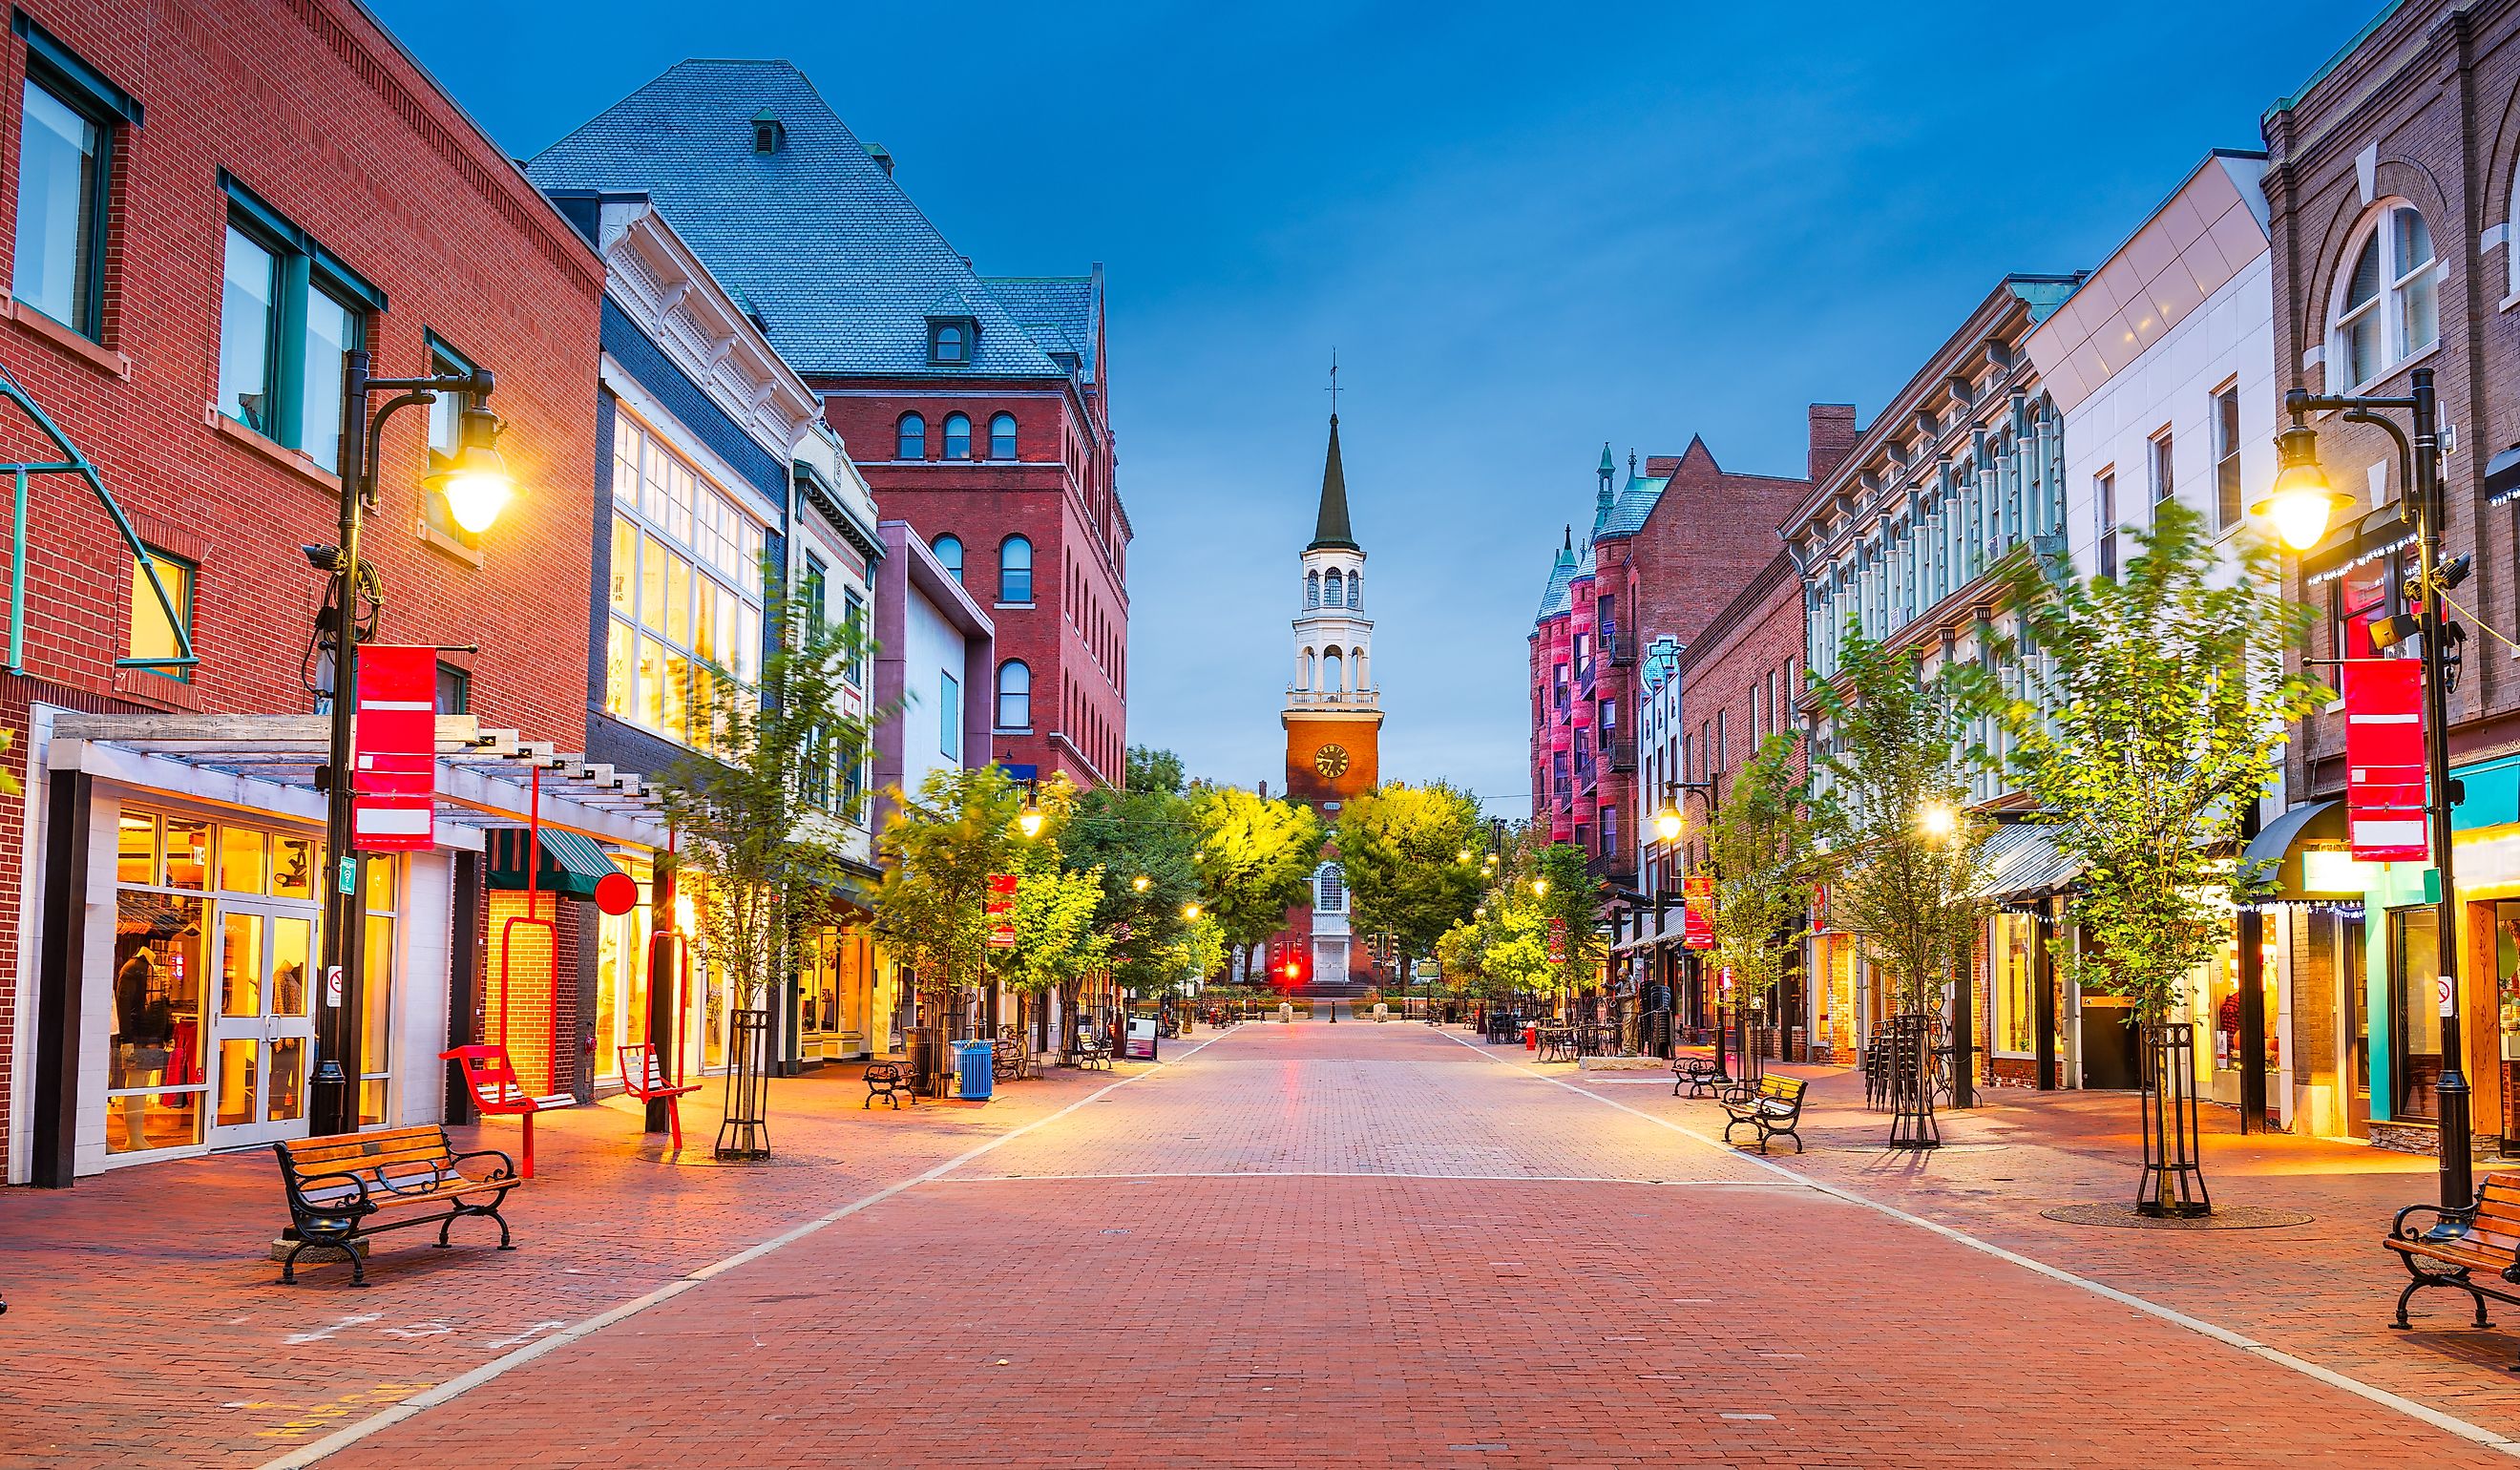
[908,1026,944,1098]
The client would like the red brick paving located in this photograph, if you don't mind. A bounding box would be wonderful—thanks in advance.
[5,1019,2514,1467]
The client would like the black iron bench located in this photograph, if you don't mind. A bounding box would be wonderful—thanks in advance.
[864,1060,915,1108]
[1073,1029,1112,1069]
[2386,1172,2520,1348]
[1670,1055,1725,1098]
[1721,1076,1809,1154]
[273,1124,520,1287]
[993,1037,1033,1082]
[1536,1026,1578,1063]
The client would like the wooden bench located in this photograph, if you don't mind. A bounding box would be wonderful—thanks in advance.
[993,1037,1032,1082]
[440,1044,574,1178]
[1721,1076,1809,1154]
[617,1043,704,1150]
[1073,1030,1112,1069]
[1670,1055,1726,1098]
[272,1125,520,1288]
[2386,1172,2520,1345]
[864,1060,914,1109]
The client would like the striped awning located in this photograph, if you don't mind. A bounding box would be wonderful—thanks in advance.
[485,827,624,898]
[1983,822,2081,901]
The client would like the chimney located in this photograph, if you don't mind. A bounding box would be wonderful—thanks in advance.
[865,141,894,176]
[1807,404,1859,485]
[1645,455,1682,477]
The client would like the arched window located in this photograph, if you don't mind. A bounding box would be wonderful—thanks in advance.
[989,412,1017,459]
[2333,202,2439,390]
[998,535,1033,603]
[1322,648,1343,693]
[933,322,968,364]
[896,412,926,460]
[933,534,963,582]
[1346,570,1361,608]
[996,660,1031,729]
[1316,863,1345,913]
[942,412,972,458]
[1324,568,1342,605]
[1306,571,1320,608]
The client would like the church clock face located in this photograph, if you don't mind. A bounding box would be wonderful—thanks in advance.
[1313,744,1351,778]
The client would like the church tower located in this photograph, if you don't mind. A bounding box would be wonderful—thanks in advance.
[1277,408,1384,991]
[1283,410,1382,805]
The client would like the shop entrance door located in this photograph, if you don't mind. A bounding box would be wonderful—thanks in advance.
[2077,995,2142,1090]
[208,904,318,1148]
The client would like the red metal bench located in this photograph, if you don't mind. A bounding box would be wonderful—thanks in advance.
[441,1043,573,1178]
[618,1042,704,1148]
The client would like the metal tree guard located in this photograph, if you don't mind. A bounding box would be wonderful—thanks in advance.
[1887,1011,1940,1150]
[2138,1021,2211,1217]
[715,1007,773,1160]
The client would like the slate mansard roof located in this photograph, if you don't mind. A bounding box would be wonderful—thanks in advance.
[527,59,1093,381]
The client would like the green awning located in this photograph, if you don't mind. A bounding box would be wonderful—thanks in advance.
[485,827,624,898]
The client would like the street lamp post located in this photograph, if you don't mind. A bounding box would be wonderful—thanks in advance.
[312,351,509,1138]
[1918,801,1970,1110]
[1652,781,1715,1070]
[2251,367,2472,1208]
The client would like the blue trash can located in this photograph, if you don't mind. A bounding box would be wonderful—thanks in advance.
[955,1040,995,1100]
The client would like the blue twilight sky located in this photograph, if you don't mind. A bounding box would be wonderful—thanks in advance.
[373,0,2380,810]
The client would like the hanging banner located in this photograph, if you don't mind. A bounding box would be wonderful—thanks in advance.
[986,872,1018,949]
[352,645,438,852]
[1683,873,1715,950]
[2342,658,2428,862]
[1811,882,1828,935]
[1546,916,1567,963]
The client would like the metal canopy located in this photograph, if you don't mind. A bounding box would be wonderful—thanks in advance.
[49,712,672,850]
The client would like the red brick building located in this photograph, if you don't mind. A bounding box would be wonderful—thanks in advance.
[1525,413,1847,884]
[529,62,1128,790]
[0,0,606,1183]
[1646,552,1809,1050]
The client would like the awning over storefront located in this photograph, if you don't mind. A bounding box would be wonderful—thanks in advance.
[2240,799,2362,899]
[46,712,674,852]
[1983,821,2080,901]
[2301,502,2414,585]
[486,827,626,896]
[1612,908,1666,955]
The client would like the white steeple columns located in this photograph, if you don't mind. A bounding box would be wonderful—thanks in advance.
[1287,544,1376,710]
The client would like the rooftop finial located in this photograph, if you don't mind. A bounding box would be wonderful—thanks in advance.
[1326,347,1340,422]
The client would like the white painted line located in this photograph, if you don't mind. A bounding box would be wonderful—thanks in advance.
[259,1034,1228,1470]
[927,1169,1775,1186]
[1435,1027,2520,1460]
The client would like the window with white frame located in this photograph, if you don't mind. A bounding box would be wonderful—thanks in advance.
[2334,202,2439,390]
[2212,383,2242,531]
[602,412,766,749]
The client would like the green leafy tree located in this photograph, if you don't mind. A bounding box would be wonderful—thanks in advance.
[1812,626,1991,1013]
[1705,734,1823,1031]
[1065,754,1200,998]
[1186,785,1322,977]
[1332,781,1485,976]
[1533,840,1606,1006]
[993,837,1110,1045]
[873,766,1073,1037]
[1990,499,2327,1023]
[662,568,885,1096]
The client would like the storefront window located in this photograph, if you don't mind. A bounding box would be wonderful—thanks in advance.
[2393,907,2442,1121]
[109,806,348,1160]
[593,856,655,1082]
[1995,914,2035,1056]
[2344,914,2370,1099]
[109,891,207,1153]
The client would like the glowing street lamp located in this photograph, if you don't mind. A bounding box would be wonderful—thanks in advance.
[423,403,516,536]
[1017,801,1045,839]
[1653,802,1684,844]
[1132,874,1151,892]
[2249,421,2358,552]
[1918,803,1957,841]
[1183,902,1202,922]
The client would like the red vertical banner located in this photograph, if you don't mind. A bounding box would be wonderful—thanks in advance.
[1683,874,1715,950]
[1546,916,1567,963]
[986,872,1018,949]
[2342,658,2428,862]
[353,645,437,853]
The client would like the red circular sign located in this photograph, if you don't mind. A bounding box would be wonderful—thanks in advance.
[594,870,640,916]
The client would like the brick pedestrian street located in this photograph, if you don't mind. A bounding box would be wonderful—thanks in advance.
[7,1018,2518,1468]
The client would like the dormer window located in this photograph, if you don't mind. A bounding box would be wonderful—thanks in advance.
[927,316,975,366]
[752,111,786,155]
